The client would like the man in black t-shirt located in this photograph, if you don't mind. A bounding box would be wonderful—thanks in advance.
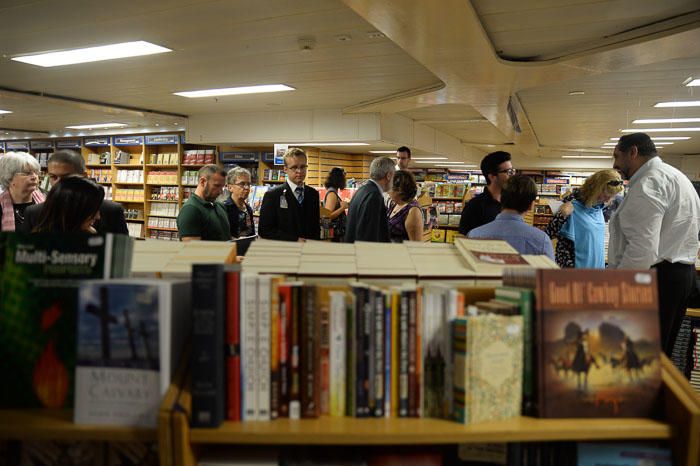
[458,151,515,236]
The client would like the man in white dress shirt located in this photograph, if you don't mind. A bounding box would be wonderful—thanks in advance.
[609,132,700,355]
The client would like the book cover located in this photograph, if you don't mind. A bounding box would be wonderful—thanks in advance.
[240,272,258,421]
[537,269,662,418]
[467,314,523,423]
[577,443,671,466]
[74,279,190,427]
[0,232,131,409]
[454,238,530,275]
[226,270,241,421]
[329,291,346,417]
[300,285,320,418]
[257,275,272,420]
[191,264,236,428]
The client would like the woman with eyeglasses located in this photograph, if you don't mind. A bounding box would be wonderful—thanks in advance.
[0,152,46,231]
[545,169,624,268]
[323,167,349,242]
[224,166,256,239]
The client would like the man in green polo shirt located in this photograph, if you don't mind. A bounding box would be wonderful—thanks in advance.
[177,164,230,241]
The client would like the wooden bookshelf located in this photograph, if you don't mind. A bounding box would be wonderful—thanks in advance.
[190,416,670,445]
[0,409,156,442]
[161,354,699,466]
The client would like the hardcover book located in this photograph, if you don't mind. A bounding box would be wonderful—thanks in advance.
[0,233,132,409]
[536,269,662,418]
[74,279,190,427]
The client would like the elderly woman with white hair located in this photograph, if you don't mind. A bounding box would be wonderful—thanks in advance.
[224,166,255,239]
[0,152,45,231]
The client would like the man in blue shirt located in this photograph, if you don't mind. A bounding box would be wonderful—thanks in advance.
[468,175,554,260]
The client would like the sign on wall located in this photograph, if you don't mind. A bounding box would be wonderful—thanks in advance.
[273,143,288,166]
[220,151,259,163]
[145,134,179,145]
[30,141,55,150]
[56,139,81,148]
[6,141,30,151]
[113,136,143,146]
[84,137,110,147]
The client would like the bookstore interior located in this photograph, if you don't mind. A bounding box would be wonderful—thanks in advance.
[1,1,700,466]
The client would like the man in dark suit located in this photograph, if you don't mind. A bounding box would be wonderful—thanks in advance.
[19,150,128,235]
[345,156,395,243]
[258,147,320,241]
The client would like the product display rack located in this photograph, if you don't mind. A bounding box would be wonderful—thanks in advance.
[77,133,218,239]
[159,333,700,466]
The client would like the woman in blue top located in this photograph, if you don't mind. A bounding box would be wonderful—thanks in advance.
[545,169,624,268]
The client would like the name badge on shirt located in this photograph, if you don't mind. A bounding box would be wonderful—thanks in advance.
[280,195,288,209]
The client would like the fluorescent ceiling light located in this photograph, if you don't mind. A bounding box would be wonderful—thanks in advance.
[174,84,294,98]
[369,150,396,154]
[65,123,128,129]
[291,142,368,146]
[633,118,700,124]
[0,109,12,114]
[654,101,700,108]
[12,41,171,67]
[412,157,448,160]
[620,127,700,132]
[564,155,612,159]
[686,79,700,87]
[609,137,690,141]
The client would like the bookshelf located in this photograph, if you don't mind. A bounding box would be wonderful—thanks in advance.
[0,409,156,442]
[160,354,698,466]
[79,133,219,240]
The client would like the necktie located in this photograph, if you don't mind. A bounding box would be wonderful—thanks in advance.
[295,186,304,204]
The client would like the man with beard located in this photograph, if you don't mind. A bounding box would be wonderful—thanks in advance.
[609,132,700,356]
[177,164,230,241]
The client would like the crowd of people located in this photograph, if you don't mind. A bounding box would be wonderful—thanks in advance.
[0,132,698,356]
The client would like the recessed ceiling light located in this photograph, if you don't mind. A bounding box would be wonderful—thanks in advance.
[685,78,700,87]
[173,122,179,126]
[369,150,396,154]
[65,123,128,129]
[565,155,612,159]
[174,84,295,98]
[633,118,700,124]
[621,127,700,132]
[609,136,690,141]
[12,41,171,67]
[412,157,448,160]
[0,109,12,114]
[154,123,160,127]
[291,142,369,146]
[568,91,585,96]
[654,101,700,108]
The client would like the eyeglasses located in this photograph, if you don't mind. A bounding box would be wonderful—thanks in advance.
[497,168,516,175]
[608,180,624,186]
[232,182,251,188]
[286,164,308,172]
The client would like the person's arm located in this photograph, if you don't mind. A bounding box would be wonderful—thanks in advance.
[405,206,424,241]
[110,203,129,235]
[617,181,665,269]
[544,202,572,239]
[176,204,203,241]
[542,233,555,260]
[458,200,480,236]
[325,192,348,220]
[355,193,385,242]
[258,190,283,240]
[310,189,321,240]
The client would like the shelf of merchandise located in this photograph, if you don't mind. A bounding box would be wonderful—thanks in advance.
[687,308,700,319]
[0,409,156,442]
[432,197,464,201]
[160,352,699,466]
[149,227,178,232]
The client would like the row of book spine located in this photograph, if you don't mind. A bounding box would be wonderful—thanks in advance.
[190,264,530,427]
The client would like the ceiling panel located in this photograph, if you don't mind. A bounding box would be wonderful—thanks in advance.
[427,121,511,145]
[0,0,440,133]
[471,0,699,59]
[518,56,700,155]
[398,104,484,121]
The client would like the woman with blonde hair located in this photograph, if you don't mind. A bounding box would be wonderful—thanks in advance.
[545,169,624,268]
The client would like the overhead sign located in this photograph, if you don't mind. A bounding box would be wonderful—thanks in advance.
[84,137,110,147]
[30,140,55,150]
[55,139,81,148]
[273,144,288,166]
[145,134,179,145]
[220,151,259,163]
[6,141,30,151]
[113,135,143,146]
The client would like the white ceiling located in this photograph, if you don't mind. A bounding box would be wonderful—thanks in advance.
[0,0,438,134]
[471,0,699,60]
[1,0,700,166]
